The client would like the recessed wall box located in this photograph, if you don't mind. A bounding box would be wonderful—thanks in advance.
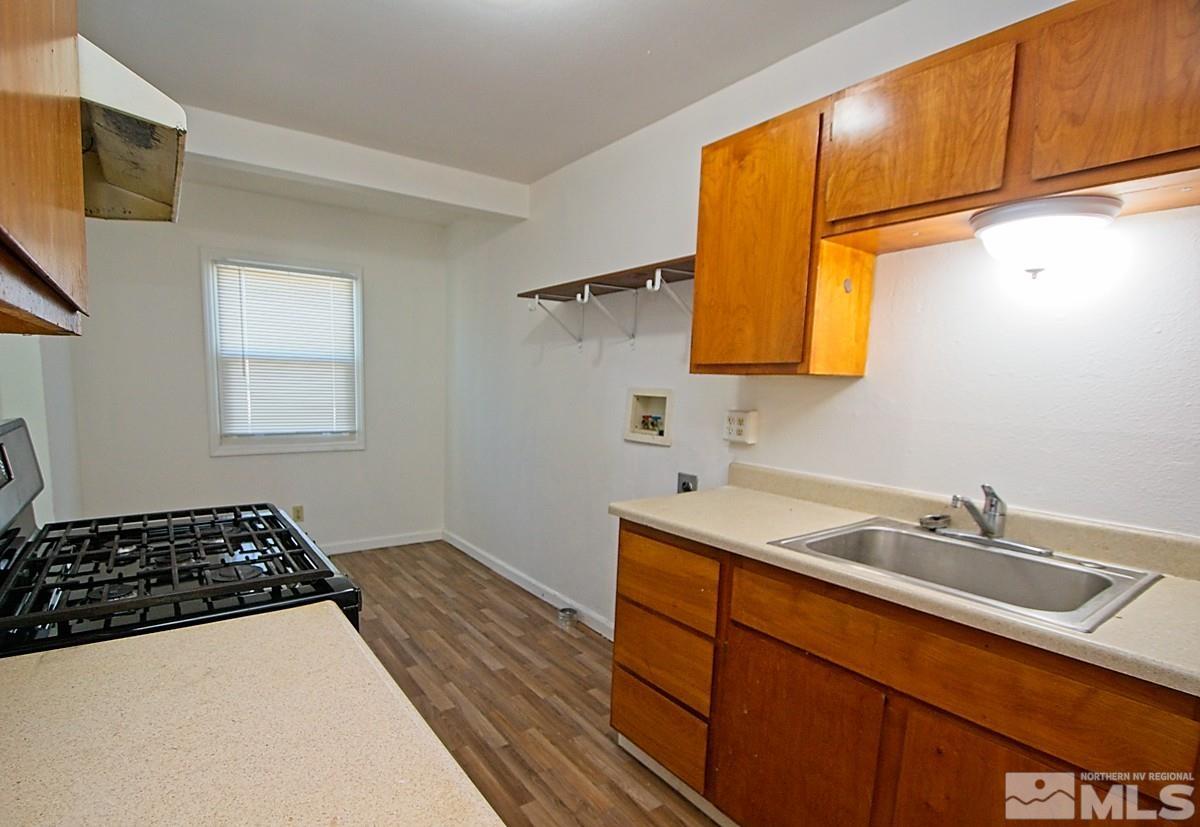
[625,389,673,446]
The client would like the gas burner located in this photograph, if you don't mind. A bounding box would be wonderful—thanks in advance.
[113,547,140,566]
[87,584,136,602]
[209,563,266,582]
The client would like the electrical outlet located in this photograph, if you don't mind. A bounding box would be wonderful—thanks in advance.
[724,410,759,444]
[291,505,304,522]
[677,473,698,494]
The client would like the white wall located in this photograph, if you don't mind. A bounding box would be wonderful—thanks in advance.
[443,0,1200,633]
[0,338,57,520]
[75,181,448,552]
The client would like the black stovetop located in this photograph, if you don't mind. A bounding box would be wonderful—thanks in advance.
[0,503,359,656]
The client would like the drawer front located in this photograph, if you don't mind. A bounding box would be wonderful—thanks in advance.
[614,598,714,716]
[617,527,720,636]
[731,563,1200,798]
[611,666,709,793]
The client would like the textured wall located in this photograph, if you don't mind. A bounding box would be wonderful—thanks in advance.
[442,0,1200,634]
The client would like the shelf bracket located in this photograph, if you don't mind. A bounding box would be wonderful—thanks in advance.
[529,295,582,345]
[576,283,637,341]
[645,269,692,317]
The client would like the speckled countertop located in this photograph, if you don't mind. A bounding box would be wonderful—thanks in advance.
[610,479,1200,698]
[0,602,503,827]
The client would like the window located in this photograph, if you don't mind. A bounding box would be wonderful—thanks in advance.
[202,254,364,456]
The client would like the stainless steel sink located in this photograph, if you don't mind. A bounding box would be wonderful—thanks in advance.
[769,518,1161,632]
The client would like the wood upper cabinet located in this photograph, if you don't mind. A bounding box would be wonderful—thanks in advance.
[692,104,820,369]
[709,623,886,827]
[824,41,1017,221]
[0,0,85,334]
[691,102,876,376]
[1029,0,1200,180]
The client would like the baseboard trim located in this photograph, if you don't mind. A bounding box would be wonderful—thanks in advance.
[442,530,615,640]
[617,735,739,826]
[322,530,444,556]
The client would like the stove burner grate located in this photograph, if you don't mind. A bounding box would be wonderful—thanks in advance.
[209,563,266,582]
[0,504,334,631]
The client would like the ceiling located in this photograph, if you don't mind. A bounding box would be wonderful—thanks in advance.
[80,0,905,184]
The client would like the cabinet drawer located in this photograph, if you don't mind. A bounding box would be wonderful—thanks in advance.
[824,41,1015,221]
[614,598,714,716]
[731,562,1200,798]
[616,526,720,636]
[611,666,709,793]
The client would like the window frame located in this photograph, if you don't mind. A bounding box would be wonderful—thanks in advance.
[200,249,366,457]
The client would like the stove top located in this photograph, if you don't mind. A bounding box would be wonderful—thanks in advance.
[0,503,359,655]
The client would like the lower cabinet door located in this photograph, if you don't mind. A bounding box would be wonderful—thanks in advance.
[883,703,1064,827]
[709,623,886,827]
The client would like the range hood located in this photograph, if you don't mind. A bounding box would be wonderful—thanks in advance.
[78,36,187,221]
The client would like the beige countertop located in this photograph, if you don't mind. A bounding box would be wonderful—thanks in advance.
[0,602,502,827]
[610,482,1200,698]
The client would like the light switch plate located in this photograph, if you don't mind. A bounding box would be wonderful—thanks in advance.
[724,410,759,444]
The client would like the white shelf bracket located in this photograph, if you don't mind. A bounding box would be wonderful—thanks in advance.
[576,283,637,341]
[529,294,582,345]
[645,269,692,317]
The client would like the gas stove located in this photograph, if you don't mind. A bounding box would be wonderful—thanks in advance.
[0,420,360,656]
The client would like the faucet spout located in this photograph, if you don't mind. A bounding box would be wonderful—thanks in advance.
[951,484,1007,538]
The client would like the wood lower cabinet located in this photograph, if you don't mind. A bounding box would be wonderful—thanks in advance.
[0,0,86,334]
[882,701,1065,827]
[1030,0,1200,180]
[709,623,886,827]
[609,522,1200,826]
[610,523,722,793]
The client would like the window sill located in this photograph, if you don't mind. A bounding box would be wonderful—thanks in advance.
[210,434,365,457]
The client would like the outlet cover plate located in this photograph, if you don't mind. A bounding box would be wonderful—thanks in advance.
[677,473,698,494]
[724,410,759,444]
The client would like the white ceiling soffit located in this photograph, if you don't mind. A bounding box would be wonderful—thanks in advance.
[182,107,530,222]
[78,0,908,183]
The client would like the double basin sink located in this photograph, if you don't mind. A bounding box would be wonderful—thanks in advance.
[770,518,1161,632]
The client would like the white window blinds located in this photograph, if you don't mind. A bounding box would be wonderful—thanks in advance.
[211,261,361,439]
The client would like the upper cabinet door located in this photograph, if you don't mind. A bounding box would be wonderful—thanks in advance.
[0,0,87,314]
[1030,0,1200,180]
[824,42,1017,221]
[692,104,821,368]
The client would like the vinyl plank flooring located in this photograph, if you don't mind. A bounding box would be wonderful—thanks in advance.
[336,541,716,827]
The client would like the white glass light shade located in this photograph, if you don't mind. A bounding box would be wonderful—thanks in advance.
[969,195,1123,275]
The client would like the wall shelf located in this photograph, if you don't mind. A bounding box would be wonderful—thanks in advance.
[520,254,695,346]
[517,255,694,301]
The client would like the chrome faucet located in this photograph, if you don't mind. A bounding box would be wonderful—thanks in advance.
[951,484,1006,538]
[920,485,1051,557]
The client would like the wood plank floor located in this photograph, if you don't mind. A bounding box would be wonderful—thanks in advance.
[336,541,716,827]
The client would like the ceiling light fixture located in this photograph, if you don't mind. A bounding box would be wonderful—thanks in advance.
[969,194,1124,278]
